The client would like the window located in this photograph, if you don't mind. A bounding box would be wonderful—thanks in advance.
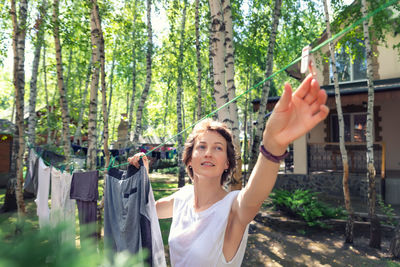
[329,44,367,83]
[330,112,367,143]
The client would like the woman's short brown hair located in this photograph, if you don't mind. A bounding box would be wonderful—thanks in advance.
[182,119,236,185]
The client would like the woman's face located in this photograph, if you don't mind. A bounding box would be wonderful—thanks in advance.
[189,130,229,180]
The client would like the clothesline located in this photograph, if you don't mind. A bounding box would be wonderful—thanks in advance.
[26,142,178,174]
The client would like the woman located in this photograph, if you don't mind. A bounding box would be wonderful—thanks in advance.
[128,74,329,266]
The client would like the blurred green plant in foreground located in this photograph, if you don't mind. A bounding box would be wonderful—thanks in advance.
[0,220,147,267]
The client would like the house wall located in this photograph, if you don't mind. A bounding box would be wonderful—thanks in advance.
[377,34,400,80]
[314,33,400,85]
[307,91,400,172]
[308,121,325,143]
[379,91,400,170]
[0,135,12,173]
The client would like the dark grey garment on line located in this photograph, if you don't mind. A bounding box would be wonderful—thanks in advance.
[104,164,166,267]
[24,149,39,195]
[70,171,99,237]
[76,200,97,224]
[70,170,99,201]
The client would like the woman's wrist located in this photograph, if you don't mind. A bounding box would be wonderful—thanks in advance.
[261,137,287,156]
[259,144,288,163]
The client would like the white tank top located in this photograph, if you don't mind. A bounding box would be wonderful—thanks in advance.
[168,185,249,267]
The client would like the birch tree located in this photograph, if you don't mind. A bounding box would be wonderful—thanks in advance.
[223,0,241,189]
[73,57,91,145]
[323,0,354,243]
[42,42,52,145]
[208,12,217,120]
[249,0,282,173]
[209,0,230,123]
[361,0,381,249]
[132,0,153,146]
[53,0,71,164]
[10,0,28,216]
[127,0,139,142]
[176,0,188,188]
[91,0,109,173]
[107,48,116,123]
[27,0,46,149]
[87,1,101,170]
[195,0,202,120]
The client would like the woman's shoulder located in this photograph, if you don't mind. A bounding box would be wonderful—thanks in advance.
[173,184,194,201]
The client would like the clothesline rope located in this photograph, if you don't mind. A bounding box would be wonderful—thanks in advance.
[26,0,399,172]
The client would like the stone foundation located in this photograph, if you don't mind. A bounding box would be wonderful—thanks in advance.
[274,172,381,201]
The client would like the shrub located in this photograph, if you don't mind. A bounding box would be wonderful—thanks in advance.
[155,167,179,175]
[269,189,345,228]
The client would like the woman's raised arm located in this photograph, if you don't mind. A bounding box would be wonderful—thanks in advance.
[232,74,329,226]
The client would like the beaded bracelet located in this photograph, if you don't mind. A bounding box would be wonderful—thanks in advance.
[259,145,289,163]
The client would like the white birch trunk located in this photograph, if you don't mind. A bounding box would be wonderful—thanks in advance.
[249,0,282,173]
[73,57,92,145]
[87,5,101,170]
[223,0,241,189]
[11,0,27,216]
[361,0,381,249]
[209,0,230,124]
[323,0,354,244]
[107,48,116,123]
[53,0,71,164]
[195,0,202,121]
[28,0,46,149]
[177,0,188,187]
[132,0,153,146]
[128,1,138,142]
[42,41,52,145]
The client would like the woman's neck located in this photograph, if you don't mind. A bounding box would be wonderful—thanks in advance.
[192,174,228,212]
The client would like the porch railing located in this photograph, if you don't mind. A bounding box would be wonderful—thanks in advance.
[308,142,385,174]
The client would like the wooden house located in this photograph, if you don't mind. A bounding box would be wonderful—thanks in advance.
[0,119,15,187]
[258,17,400,204]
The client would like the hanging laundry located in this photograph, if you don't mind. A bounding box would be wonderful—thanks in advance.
[109,149,121,157]
[35,158,51,228]
[71,144,81,154]
[70,170,99,239]
[104,164,166,267]
[41,150,65,169]
[24,148,39,195]
[50,168,76,245]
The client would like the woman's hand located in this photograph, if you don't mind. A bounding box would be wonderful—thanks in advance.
[263,74,329,155]
[128,152,149,171]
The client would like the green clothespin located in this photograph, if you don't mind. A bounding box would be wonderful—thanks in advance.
[70,164,74,175]
[107,156,115,171]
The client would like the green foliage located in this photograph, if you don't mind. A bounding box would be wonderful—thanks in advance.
[0,0,398,152]
[153,167,179,175]
[377,194,398,227]
[151,158,179,174]
[0,221,145,267]
[270,189,345,228]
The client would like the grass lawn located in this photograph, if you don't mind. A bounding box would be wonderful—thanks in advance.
[151,180,177,246]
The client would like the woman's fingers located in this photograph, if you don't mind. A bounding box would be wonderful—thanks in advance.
[274,82,292,112]
[293,74,313,99]
[309,89,328,115]
[128,153,147,169]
